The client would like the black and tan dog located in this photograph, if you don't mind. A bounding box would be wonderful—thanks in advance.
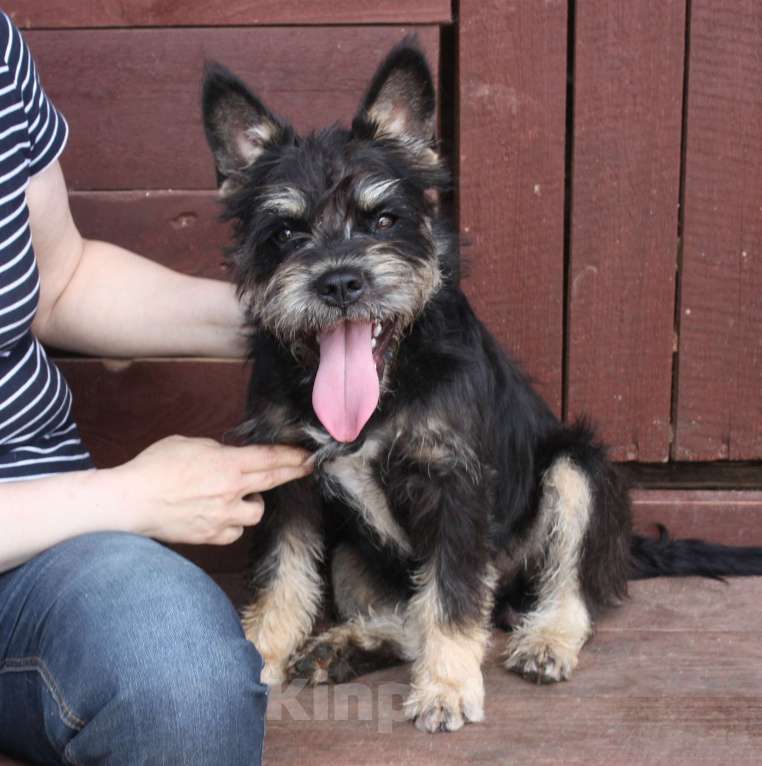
[202,42,762,733]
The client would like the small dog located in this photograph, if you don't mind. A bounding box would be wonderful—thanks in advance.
[202,41,762,733]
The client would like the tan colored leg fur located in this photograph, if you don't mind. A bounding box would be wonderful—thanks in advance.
[504,457,593,683]
[241,525,323,684]
[403,564,496,733]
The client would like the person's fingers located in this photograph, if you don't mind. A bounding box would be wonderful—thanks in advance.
[241,463,313,493]
[209,526,244,546]
[227,444,313,473]
[230,493,265,526]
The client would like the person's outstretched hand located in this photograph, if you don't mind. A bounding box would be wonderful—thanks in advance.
[115,435,313,545]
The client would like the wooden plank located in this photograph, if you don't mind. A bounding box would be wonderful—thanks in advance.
[57,358,249,468]
[458,1,567,414]
[8,1,451,28]
[566,1,686,461]
[673,0,762,461]
[262,593,762,766]
[26,27,439,191]
[632,488,762,546]
[620,462,762,490]
[603,577,762,633]
[69,191,231,279]
[266,692,762,766]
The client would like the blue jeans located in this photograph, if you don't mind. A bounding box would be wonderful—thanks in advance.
[0,532,267,765]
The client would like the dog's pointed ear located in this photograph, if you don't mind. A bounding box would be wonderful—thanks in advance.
[202,62,290,194]
[354,40,436,146]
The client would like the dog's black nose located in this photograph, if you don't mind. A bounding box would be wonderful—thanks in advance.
[315,269,366,308]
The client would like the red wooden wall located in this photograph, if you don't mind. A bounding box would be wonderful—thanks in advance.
[458,0,761,467]
[9,2,762,504]
[673,0,762,461]
[458,0,567,414]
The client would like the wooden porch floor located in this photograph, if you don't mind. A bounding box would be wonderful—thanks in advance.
[264,577,762,766]
[1,577,760,765]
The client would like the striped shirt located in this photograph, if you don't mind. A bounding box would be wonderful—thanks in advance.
[0,12,92,482]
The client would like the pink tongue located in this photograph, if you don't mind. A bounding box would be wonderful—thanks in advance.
[312,320,380,442]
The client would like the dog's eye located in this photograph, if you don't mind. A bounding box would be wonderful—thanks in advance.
[375,214,397,231]
[274,227,293,245]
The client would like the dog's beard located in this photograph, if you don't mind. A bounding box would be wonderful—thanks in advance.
[244,246,442,442]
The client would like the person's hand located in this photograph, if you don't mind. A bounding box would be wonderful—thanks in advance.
[113,435,313,545]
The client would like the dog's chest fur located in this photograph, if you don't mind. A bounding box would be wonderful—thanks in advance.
[318,435,412,556]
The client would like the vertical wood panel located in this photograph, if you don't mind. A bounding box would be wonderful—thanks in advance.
[567,1,686,461]
[673,0,762,461]
[458,0,567,414]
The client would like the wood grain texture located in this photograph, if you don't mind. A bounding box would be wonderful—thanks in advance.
[261,578,762,766]
[632,488,762,547]
[26,27,439,190]
[602,576,762,633]
[69,191,231,278]
[8,1,451,28]
[458,0,567,414]
[621,462,762,490]
[673,0,762,461]
[57,359,249,468]
[567,1,686,461]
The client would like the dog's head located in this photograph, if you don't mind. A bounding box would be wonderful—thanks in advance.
[203,41,451,443]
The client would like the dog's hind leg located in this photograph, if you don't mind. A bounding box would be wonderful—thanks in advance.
[287,609,415,684]
[288,544,415,684]
[504,456,595,683]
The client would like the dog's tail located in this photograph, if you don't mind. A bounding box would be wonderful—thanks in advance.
[630,525,762,579]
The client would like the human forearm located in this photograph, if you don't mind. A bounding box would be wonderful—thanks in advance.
[27,161,247,359]
[0,468,139,572]
[34,238,246,358]
[0,438,313,573]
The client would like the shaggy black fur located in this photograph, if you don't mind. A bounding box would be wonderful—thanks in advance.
[202,39,762,729]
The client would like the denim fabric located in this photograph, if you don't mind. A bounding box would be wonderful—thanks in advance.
[0,532,267,765]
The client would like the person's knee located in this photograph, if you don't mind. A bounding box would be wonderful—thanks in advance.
[118,636,267,757]
[41,531,243,643]
[45,533,267,762]
[66,636,267,764]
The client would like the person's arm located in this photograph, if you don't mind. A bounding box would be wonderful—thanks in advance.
[29,160,246,358]
[3,169,313,572]
[0,437,313,573]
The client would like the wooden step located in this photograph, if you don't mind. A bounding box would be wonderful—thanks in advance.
[2,578,761,765]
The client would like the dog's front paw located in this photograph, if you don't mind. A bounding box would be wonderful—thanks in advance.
[504,636,579,684]
[403,681,484,733]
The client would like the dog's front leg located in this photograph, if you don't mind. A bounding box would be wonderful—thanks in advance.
[390,457,496,732]
[240,478,324,684]
[404,560,495,732]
